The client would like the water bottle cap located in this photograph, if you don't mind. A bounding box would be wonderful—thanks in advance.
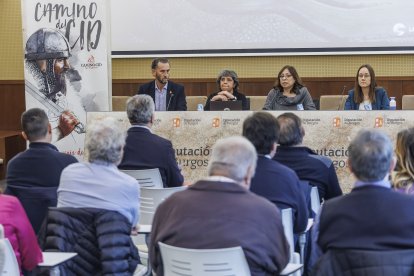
[390,97,395,99]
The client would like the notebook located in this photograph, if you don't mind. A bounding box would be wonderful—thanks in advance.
[209,100,243,111]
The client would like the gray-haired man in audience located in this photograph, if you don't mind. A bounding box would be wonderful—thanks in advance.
[150,136,289,275]
[58,117,139,226]
[311,129,414,274]
[118,94,184,187]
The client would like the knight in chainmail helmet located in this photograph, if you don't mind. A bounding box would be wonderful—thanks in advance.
[24,28,83,140]
[25,28,73,102]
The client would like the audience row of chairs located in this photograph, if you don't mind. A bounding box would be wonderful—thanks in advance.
[123,168,320,276]
[1,168,319,275]
[113,95,414,111]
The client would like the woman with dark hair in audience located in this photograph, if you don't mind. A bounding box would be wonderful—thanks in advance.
[263,65,316,110]
[204,69,249,110]
[344,64,390,110]
[0,180,43,275]
[392,127,414,195]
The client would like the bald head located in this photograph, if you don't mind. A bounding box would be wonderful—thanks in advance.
[277,112,304,146]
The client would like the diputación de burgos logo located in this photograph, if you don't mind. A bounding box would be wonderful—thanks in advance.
[393,23,414,36]
[81,55,102,69]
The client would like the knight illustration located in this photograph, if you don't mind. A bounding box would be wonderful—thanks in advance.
[24,28,85,142]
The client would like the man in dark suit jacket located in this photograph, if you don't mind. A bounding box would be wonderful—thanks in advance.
[150,136,289,276]
[311,129,414,272]
[6,108,78,233]
[274,112,342,201]
[137,58,187,111]
[118,94,184,187]
[243,112,308,234]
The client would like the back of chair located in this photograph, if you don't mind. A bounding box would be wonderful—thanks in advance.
[0,236,20,276]
[186,96,207,111]
[402,95,414,110]
[120,168,163,188]
[247,96,266,111]
[319,95,347,110]
[310,186,321,215]
[112,96,130,111]
[140,187,186,225]
[281,208,295,260]
[158,242,250,276]
[281,209,301,276]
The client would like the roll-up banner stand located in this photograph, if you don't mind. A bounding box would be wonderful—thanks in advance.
[21,0,112,160]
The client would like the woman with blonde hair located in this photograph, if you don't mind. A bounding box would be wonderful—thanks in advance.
[392,127,414,194]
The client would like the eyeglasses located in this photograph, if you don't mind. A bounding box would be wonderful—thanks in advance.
[279,74,293,79]
[358,74,371,79]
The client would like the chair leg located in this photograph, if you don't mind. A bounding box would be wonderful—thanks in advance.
[143,233,152,276]
[299,233,306,265]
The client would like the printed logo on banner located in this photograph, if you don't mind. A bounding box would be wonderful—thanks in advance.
[153,118,161,127]
[81,55,102,69]
[173,117,181,128]
[374,117,384,128]
[212,117,220,128]
[333,117,341,128]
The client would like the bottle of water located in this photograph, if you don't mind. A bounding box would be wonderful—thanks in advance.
[390,97,396,110]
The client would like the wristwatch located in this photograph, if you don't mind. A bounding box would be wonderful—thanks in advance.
[230,96,237,101]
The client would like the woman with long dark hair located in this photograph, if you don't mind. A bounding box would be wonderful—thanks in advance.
[344,64,390,110]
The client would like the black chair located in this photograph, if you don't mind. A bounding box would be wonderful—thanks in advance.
[6,185,57,234]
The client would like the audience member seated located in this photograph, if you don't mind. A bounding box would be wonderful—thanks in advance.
[274,112,342,201]
[149,136,289,275]
[344,64,390,110]
[204,69,249,110]
[263,65,316,110]
[243,112,308,234]
[137,57,187,111]
[0,180,42,275]
[58,117,139,227]
[311,129,414,273]
[392,127,414,195]
[6,108,77,233]
[118,94,184,187]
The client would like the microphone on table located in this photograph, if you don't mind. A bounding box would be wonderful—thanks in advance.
[167,90,174,111]
[337,85,347,110]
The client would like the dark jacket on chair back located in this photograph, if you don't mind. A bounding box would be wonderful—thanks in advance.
[312,249,414,276]
[39,207,140,275]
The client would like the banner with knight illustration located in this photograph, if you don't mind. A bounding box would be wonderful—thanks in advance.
[21,0,111,159]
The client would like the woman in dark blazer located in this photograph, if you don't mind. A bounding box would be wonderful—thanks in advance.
[345,64,390,110]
